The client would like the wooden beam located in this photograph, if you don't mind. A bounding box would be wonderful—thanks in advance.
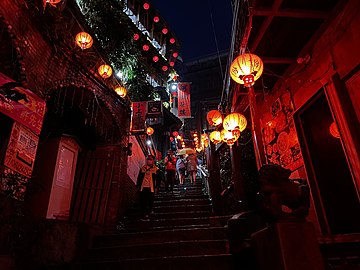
[261,57,294,64]
[250,0,284,52]
[253,9,329,19]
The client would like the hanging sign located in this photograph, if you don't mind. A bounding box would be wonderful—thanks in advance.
[131,101,147,133]
[4,122,39,177]
[0,73,46,135]
[177,83,191,118]
[147,100,163,118]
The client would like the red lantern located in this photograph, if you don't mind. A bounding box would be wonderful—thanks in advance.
[153,56,159,62]
[134,33,140,41]
[172,131,179,137]
[98,64,112,79]
[329,122,340,138]
[170,38,176,44]
[143,44,149,51]
[172,52,179,58]
[75,32,93,50]
[170,137,174,142]
[143,3,150,10]
[206,110,223,127]
[146,127,154,136]
[162,65,168,71]
[154,16,160,23]
[162,28,168,35]
[230,53,264,87]
[169,61,175,67]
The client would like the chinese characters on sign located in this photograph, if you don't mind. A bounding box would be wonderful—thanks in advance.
[4,122,40,177]
[147,101,163,118]
[177,83,191,118]
[131,101,147,132]
[0,72,46,135]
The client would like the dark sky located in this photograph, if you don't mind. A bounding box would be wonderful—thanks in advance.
[150,0,233,62]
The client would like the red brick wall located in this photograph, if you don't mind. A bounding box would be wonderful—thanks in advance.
[0,1,133,226]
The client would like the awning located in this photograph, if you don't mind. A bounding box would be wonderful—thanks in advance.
[0,73,46,135]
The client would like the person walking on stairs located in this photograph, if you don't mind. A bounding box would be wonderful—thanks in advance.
[176,155,186,185]
[164,150,177,192]
[186,153,198,184]
[136,155,160,220]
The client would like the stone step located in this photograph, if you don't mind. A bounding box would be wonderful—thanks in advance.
[121,223,211,233]
[152,204,212,213]
[123,217,211,231]
[150,210,210,220]
[85,240,229,261]
[73,254,235,270]
[154,194,208,200]
[153,198,210,207]
[94,227,227,247]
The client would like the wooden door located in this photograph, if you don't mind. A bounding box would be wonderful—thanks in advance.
[70,146,120,226]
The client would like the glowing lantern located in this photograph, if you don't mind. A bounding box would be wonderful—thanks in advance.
[143,3,150,10]
[154,16,160,23]
[173,52,179,58]
[169,61,175,67]
[207,110,223,127]
[115,86,127,98]
[162,28,168,35]
[75,32,93,50]
[162,66,168,71]
[146,127,154,136]
[330,122,340,138]
[143,44,150,51]
[170,38,176,44]
[209,131,222,144]
[44,0,61,7]
[170,137,174,142]
[230,53,263,87]
[223,113,247,137]
[152,56,159,62]
[98,64,112,79]
[134,33,140,41]
[172,131,179,137]
[221,129,240,146]
[177,135,182,140]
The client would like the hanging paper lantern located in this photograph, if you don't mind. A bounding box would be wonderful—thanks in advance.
[172,131,179,137]
[134,33,140,41]
[44,0,62,7]
[115,86,127,98]
[153,56,159,62]
[154,16,160,23]
[75,32,93,50]
[221,129,240,146]
[223,113,247,136]
[173,52,179,58]
[162,65,168,71]
[162,28,168,35]
[209,131,222,144]
[207,110,223,127]
[98,64,112,79]
[177,135,182,140]
[230,53,263,86]
[170,137,174,142]
[170,38,176,44]
[143,3,150,10]
[146,127,154,136]
[143,44,150,51]
[169,61,175,67]
[329,122,340,138]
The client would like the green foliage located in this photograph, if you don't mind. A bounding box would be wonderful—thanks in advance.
[76,0,155,101]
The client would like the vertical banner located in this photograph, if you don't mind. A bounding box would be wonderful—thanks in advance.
[177,83,191,118]
[131,101,147,133]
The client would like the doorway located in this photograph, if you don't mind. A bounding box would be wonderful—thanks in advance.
[295,90,360,235]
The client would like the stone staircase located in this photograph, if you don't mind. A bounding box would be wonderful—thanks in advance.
[74,179,236,270]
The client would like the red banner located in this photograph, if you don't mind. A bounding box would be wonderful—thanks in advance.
[0,73,46,135]
[177,83,191,118]
[4,122,39,177]
[131,101,147,132]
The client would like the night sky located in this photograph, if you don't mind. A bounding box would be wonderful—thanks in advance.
[150,0,233,61]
